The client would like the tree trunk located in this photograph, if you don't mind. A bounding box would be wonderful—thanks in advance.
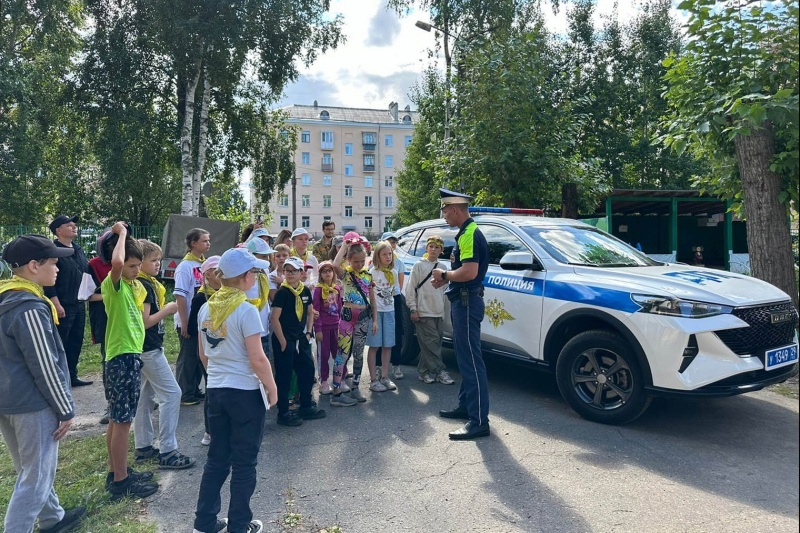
[192,69,210,217]
[180,60,202,216]
[734,122,798,309]
[561,182,578,219]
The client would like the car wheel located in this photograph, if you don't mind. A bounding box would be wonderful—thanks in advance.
[556,329,651,424]
[398,301,420,365]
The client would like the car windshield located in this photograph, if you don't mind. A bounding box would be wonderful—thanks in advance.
[520,225,659,267]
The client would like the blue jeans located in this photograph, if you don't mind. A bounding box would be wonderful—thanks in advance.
[450,289,489,426]
[194,388,266,533]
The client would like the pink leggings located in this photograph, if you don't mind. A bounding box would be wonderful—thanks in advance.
[317,325,338,381]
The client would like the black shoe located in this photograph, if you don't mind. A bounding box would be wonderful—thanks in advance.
[181,396,202,406]
[71,378,93,387]
[99,412,109,425]
[108,475,159,501]
[439,405,469,420]
[105,467,154,490]
[298,405,327,420]
[135,446,160,463]
[449,421,491,440]
[39,506,87,533]
[276,412,303,427]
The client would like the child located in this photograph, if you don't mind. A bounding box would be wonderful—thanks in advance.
[101,222,159,500]
[289,228,318,287]
[268,244,291,302]
[404,235,454,385]
[193,248,277,533]
[270,256,327,426]
[245,238,276,367]
[132,240,196,470]
[188,255,222,447]
[376,231,406,381]
[332,238,378,402]
[366,241,399,392]
[174,228,211,405]
[314,261,355,406]
[0,235,87,532]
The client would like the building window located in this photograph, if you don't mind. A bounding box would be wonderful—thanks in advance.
[345,205,353,218]
[345,164,353,176]
[322,153,332,165]
[323,216,332,222]
[280,215,289,228]
[279,194,289,207]
[302,216,310,228]
[402,114,412,124]
[301,131,310,143]
[364,216,373,229]
[280,130,289,139]
[301,152,310,165]
[344,185,353,197]
[321,131,334,149]
[320,110,330,120]
[345,143,353,155]
[302,194,310,208]
[365,196,373,208]
[301,173,311,186]
[385,196,393,208]
[364,176,373,188]
[385,216,392,231]
[363,154,375,170]
[362,132,376,145]
[404,135,412,147]
[385,155,393,168]
[384,135,393,147]
[384,176,393,188]
[323,175,332,187]
[323,195,332,208]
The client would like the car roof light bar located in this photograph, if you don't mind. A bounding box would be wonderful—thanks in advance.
[468,207,544,216]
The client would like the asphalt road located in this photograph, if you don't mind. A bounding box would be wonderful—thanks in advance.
[71,352,799,532]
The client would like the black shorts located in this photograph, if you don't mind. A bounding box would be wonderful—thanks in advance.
[104,353,142,423]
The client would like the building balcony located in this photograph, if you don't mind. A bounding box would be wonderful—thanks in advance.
[363,164,375,172]
[321,158,334,172]
[362,143,376,151]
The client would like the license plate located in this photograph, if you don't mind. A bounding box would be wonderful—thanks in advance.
[765,343,799,371]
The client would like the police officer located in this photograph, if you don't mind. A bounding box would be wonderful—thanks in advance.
[431,189,490,440]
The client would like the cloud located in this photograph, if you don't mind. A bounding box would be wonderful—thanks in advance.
[278,75,343,108]
[365,3,401,47]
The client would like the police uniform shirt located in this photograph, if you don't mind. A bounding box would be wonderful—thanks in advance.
[446,217,489,298]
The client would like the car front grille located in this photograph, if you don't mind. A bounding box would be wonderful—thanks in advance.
[715,301,798,356]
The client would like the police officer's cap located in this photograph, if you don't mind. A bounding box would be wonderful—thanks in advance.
[439,188,472,208]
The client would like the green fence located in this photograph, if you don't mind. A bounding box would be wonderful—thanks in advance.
[0,225,163,254]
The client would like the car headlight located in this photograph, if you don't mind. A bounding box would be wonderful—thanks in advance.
[631,294,733,318]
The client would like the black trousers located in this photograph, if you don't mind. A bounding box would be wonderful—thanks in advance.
[176,331,204,400]
[272,336,315,417]
[56,303,86,380]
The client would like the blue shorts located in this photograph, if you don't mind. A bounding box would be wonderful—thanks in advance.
[104,353,142,423]
[366,311,395,348]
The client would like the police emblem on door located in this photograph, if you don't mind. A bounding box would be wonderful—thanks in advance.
[485,298,515,328]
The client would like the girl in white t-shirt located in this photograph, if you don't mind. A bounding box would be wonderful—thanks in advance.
[366,241,399,393]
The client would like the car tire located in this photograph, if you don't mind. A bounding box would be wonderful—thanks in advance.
[556,329,651,425]
[398,301,420,365]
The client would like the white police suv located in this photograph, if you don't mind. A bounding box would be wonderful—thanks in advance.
[395,208,799,424]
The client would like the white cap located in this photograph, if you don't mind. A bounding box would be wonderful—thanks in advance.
[246,238,275,255]
[291,228,309,239]
[217,248,271,279]
[284,256,305,271]
[380,231,398,241]
[250,228,271,240]
[199,255,221,275]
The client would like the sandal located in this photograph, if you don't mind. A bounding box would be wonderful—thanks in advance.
[158,450,196,470]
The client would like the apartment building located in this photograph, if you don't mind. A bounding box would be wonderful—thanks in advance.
[254,102,417,239]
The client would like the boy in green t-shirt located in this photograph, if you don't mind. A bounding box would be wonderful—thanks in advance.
[101,222,158,500]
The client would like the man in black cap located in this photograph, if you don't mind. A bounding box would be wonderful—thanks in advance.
[431,188,491,440]
[44,215,92,386]
[0,235,87,532]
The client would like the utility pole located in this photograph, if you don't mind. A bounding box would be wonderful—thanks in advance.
[291,172,297,229]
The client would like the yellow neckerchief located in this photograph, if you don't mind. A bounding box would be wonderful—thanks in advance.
[137,271,166,309]
[344,264,369,277]
[375,262,395,286]
[315,279,339,302]
[206,285,246,331]
[280,280,305,321]
[247,272,270,311]
[198,284,217,297]
[422,253,441,262]
[182,252,206,263]
[290,247,308,261]
[123,278,147,311]
[0,275,59,325]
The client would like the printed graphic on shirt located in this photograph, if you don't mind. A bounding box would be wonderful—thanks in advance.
[201,318,227,349]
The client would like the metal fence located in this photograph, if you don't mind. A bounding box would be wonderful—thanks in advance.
[0,225,163,254]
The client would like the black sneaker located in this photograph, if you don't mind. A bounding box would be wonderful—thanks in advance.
[99,408,109,425]
[298,405,326,420]
[181,395,202,406]
[105,467,154,491]
[192,518,228,533]
[247,520,264,533]
[276,412,302,427]
[39,506,87,533]
[135,445,160,463]
[108,475,158,501]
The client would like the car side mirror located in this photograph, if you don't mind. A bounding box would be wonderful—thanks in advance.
[499,251,543,271]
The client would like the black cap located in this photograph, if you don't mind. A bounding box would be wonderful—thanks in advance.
[49,215,79,234]
[2,235,74,267]
[439,188,473,207]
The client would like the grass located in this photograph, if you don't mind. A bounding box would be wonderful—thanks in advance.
[768,381,799,400]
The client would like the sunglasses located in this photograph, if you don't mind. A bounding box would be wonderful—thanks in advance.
[283,268,300,274]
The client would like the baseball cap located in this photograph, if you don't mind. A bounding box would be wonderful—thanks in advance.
[246,238,275,256]
[343,231,360,241]
[291,228,309,239]
[49,215,79,234]
[318,260,335,273]
[217,248,270,279]
[200,255,221,275]
[284,257,305,272]
[2,234,74,267]
[250,228,271,241]
[380,231,398,241]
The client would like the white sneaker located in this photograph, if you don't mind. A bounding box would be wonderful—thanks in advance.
[380,377,397,391]
[418,373,436,384]
[338,381,351,393]
[369,380,388,392]
[349,388,366,402]
[201,433,211,446]
[330,393,358,406]
[436,370,455,385]
[319,381,332,395]
[392,365,405,380]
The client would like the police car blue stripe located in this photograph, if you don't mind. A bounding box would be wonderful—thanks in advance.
[543,281,641,313]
